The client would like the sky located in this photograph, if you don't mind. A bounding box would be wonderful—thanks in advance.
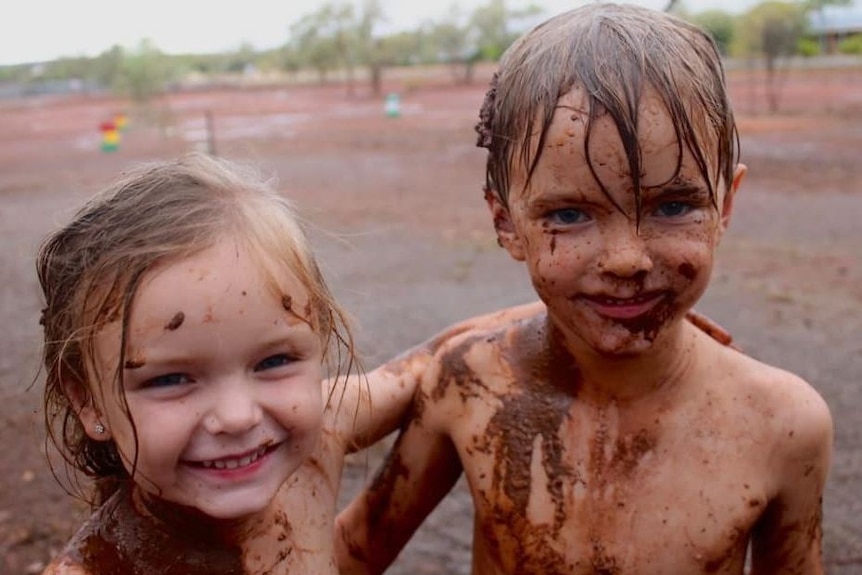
[0,0,778,67]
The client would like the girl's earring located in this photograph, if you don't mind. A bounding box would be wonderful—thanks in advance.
[94,423,106,435]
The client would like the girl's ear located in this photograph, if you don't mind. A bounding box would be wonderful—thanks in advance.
[484,189,526,261]
[62,378,110,441]
[721,163,747,232]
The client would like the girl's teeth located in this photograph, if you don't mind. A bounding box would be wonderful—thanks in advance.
[200,446,267,470]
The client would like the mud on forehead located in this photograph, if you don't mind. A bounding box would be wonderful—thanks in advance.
[515,85,721,199]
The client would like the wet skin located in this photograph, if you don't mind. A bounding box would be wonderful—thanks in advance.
[44,274,549,575]
[43,236,461,575]
[339,313,831,575]
[336,88,832,575]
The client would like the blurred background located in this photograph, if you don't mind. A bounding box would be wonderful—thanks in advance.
[1,0,861,110]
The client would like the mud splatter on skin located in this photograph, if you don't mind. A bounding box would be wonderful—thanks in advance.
[613,295,679,343]
[678,262,697,280]
[164,311,184,331]
[69,485,244,575]
[590,539,621,575]
[339,522,367,563]
[376,323,476,384]
[124,358,145,369]
[431,333,496,404]
[270,510,295,565]
[468,317,579,573]
[609,428,657,477]
[365,435,411,532]
[541,224,560,255]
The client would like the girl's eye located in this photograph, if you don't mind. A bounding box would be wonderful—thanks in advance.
[145,373,191,388]
[548,208,590,225]
[655,201,693,218]
[255,354,297,372]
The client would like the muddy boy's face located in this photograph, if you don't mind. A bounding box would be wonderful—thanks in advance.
[490,86,744,355]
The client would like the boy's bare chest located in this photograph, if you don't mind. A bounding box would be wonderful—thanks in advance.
[448,394,770,575]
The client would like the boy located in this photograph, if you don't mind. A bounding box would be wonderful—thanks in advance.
[336,4,833,574]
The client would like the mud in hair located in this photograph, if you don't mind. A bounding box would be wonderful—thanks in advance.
[475,3,739,212]
[37,152,358,506]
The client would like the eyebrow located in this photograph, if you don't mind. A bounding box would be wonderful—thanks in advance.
[643,178,710,198]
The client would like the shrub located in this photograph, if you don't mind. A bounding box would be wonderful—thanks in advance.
[797,37,821,57]
[838,34,862,55]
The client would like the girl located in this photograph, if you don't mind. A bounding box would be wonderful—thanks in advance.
[37,152,444,575]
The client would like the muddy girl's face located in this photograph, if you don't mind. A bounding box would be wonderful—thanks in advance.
[497,87,744,355]
[87,239,324,519]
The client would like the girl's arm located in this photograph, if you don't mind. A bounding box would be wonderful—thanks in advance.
[327,301,545,451]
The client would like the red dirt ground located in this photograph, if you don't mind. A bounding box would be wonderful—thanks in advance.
[1,63,861,574]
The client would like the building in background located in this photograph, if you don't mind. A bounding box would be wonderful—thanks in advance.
[808,5,862,54]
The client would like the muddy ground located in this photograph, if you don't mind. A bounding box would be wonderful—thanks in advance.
[1,63,861,573]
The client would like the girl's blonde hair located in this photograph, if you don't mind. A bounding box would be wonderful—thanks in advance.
[476,3,739,212]
[37,152,356,504]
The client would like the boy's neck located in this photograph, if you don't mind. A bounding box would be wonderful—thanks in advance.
[549,316,700,404]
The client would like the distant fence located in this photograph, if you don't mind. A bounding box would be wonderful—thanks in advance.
[0,79,105,100]
[725,55,862,115]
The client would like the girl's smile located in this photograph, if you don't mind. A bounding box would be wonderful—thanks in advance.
[87,238,325,520]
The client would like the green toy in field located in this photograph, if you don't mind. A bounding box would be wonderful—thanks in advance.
[384,93,401,118]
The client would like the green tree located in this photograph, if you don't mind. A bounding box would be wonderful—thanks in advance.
[690,10,736,55]
[116,39,173,105]
[289,5,345,84]
[469,0,542,61]
[426,5,475,83]
[733,1,807,112]
[91,46,125,89]
[362,0,393,95]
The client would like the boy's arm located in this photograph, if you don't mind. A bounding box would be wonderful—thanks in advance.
[336,390,463,575]
[329,301,544,451]
[750,377,833,575]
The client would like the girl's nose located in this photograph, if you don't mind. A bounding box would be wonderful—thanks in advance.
[203,380,263,435]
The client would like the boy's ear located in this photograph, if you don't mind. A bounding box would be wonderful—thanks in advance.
[720,164,747,232]
[484,189,526,261]
[62,378,110,441]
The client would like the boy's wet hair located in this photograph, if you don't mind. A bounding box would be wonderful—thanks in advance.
[476,3,739,211]
[37,152,357,505]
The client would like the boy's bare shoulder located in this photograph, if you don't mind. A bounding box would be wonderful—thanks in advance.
[417,309,546,413]
[716,342,828,411]
[709,339,832,453]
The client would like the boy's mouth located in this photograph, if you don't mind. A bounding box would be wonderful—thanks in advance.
[581,291,667,320]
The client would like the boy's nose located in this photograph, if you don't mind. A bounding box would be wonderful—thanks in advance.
[203,381,263,435]
[597,227,654,278]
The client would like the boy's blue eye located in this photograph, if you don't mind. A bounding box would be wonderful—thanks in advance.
[255,354,296,372]
[145,373,191,388]
[655,201,693,217]
[548,208,589,225]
